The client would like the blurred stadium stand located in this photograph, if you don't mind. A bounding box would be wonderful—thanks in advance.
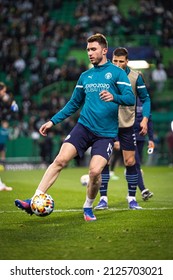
[1,0,173,166]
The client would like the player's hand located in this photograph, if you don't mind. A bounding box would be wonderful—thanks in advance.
[147,140,155,154]
[99,90,114,102]
[139,117,148,136]
[39,121,53,136]
[114,141,120,150]
[148,140,155,149]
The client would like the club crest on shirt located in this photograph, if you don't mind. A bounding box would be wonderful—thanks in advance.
[105,72,112,79]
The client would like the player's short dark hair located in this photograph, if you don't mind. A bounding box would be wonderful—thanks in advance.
[113,47,128,59]
[87,33,108,48]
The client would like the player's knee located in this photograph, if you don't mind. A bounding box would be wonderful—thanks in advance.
[89,168,101,184]
[89,166,101,178]
[53,156,68,170]
[124,156,135,166]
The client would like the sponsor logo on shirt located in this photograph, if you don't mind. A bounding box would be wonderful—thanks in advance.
[85,83,110,93]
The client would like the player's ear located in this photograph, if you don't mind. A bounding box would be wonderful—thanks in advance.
[103,48,108,55]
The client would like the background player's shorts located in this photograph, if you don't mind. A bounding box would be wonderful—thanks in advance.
[63,123,114,161]
[118,126,136,151]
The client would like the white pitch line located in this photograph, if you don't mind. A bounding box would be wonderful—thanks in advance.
[55,207,173,212]
[0,207,173,214]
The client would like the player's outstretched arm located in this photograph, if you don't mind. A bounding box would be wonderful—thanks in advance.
[39,121,53,136]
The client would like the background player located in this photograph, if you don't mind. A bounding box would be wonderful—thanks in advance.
[0,82,18,191]
[95,47,152,210]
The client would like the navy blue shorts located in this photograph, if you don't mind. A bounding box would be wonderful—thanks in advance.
[63,123,114,161]
[118,126,136,151]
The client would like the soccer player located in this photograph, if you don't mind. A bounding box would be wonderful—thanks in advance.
[15,33,135,221]
[95,47,153,210]
[0,82,18,191]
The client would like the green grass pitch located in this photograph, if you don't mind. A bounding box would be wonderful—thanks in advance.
[0,166,173,260]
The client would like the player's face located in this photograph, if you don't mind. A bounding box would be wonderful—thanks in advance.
[87,41,107,66]
[112,55,128,70]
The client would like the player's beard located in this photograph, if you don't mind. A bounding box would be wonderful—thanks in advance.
[91,56,103,66]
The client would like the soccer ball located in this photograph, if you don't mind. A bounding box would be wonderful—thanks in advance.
[80,174,89,186]
[31,193,54,217]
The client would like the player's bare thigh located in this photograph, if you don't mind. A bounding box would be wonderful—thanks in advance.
[54,142,78,167]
